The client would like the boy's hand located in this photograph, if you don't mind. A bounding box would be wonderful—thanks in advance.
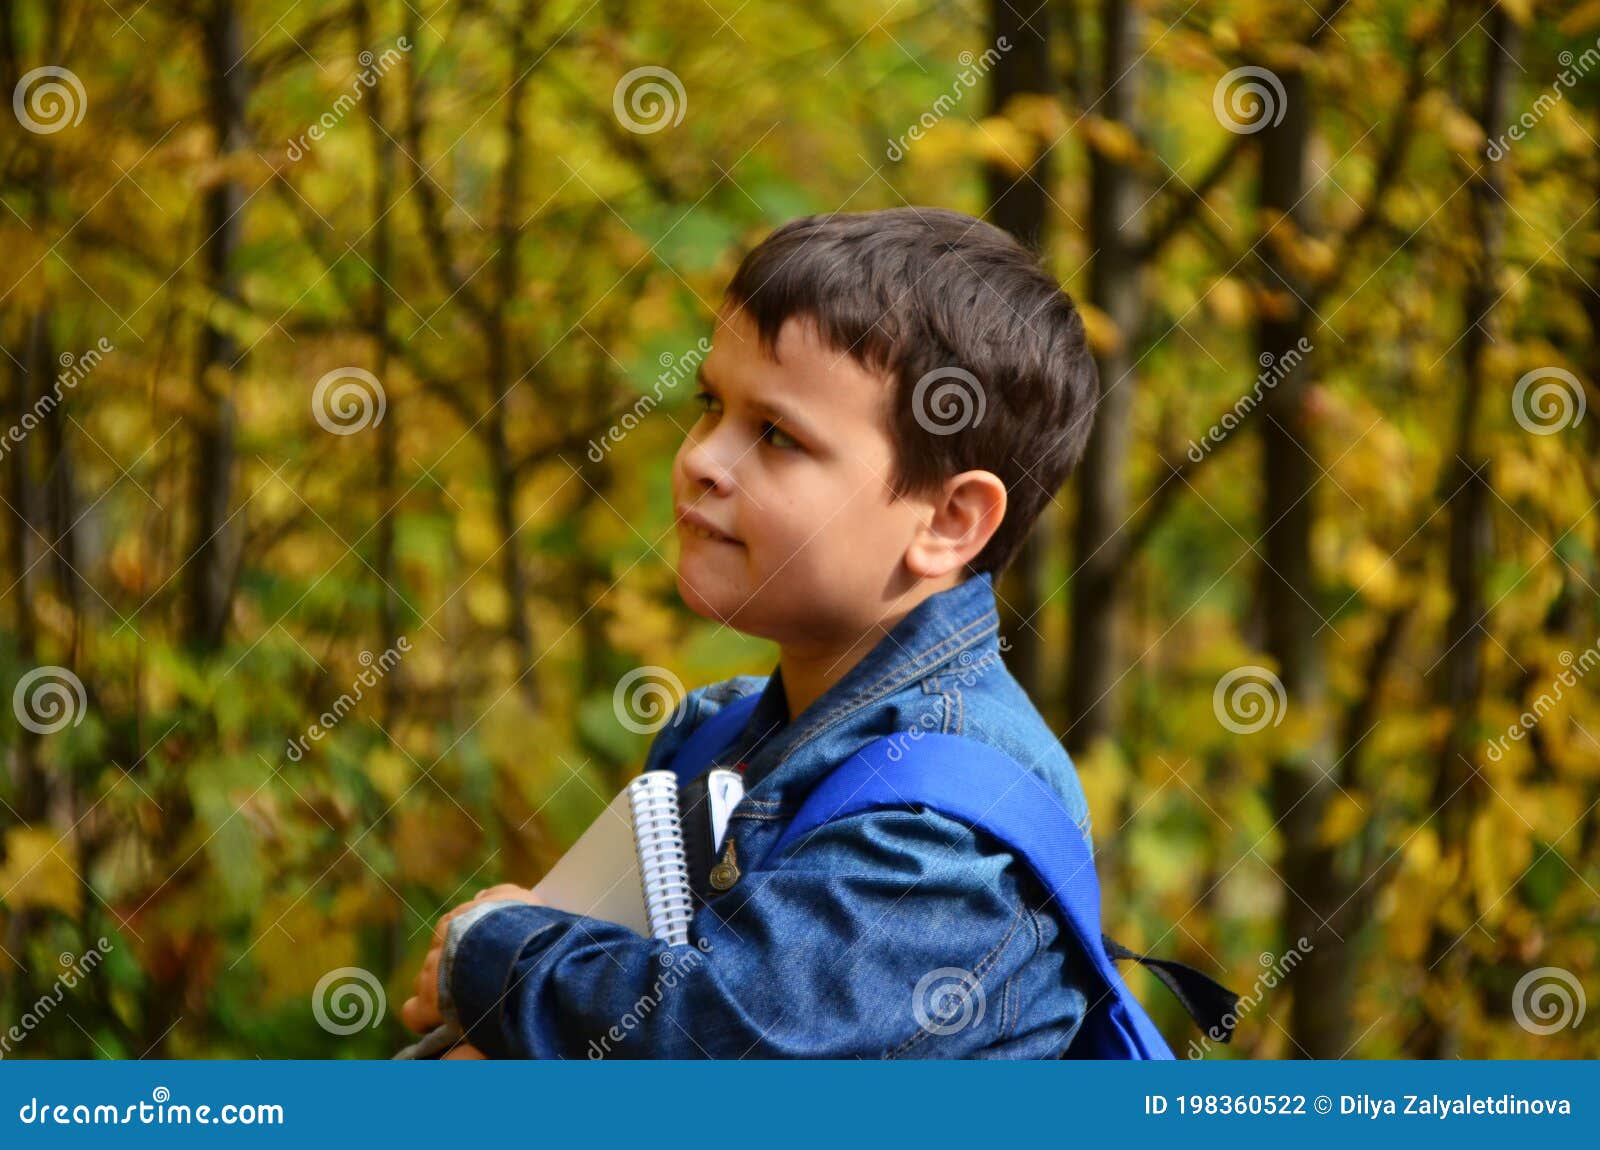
[400,884,543,1035]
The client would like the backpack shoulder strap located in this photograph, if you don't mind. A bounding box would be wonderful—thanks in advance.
[768,734,1237,1058]
[664,689,762,786]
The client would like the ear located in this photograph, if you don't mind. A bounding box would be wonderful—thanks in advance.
[905,470,1007,580]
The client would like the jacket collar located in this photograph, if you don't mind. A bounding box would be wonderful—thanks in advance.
[728,571,1001,798]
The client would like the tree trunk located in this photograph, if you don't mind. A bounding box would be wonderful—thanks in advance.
[184,0,248,652]
[1066,0,1145,755]
[1256,65,1348,1059]
[1414,4,1519,1060]
[487,4,539,708]
[984,0,1054,695]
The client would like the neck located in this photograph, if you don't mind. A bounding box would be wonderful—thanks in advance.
[776,573,962,721]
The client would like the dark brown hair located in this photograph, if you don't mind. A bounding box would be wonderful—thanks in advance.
[723,206,1098,578]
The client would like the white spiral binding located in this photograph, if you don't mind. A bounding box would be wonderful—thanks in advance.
[627,771,694,946]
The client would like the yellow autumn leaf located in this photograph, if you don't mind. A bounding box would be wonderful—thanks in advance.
[1005,94,1069,143]
[1076,736,1130,832]
[1343,538,1399,608]
[365,746,411,803]
[1558,0,1600,35]
[0,827,83,917]
[1439,103,1486,160]
[1078,302,1124,357]
[1469,804,1533,924]
[454,501,502,562]
[1495,0,1532,26]
[250,896,362,1008]
[1318,791,1367,847]
[465,578,510,628]
[1206,276,1254,327]
[1081,115,1142,166]
[974,116,1035,177]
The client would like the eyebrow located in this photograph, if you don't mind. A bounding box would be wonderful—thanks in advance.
[695,365,823,445]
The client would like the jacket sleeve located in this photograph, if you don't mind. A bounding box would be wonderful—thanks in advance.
[440,805,1075,1058]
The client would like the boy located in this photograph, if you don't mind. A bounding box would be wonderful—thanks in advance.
[401,206,1102,1058]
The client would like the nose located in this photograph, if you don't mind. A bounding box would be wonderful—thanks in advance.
[678,421,738,495]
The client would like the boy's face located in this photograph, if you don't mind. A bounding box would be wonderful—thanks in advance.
[671,306,934,648]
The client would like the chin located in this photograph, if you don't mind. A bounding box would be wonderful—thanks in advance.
[674,564,741,625]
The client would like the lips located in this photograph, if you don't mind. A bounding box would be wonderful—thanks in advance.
[675,504,740,544]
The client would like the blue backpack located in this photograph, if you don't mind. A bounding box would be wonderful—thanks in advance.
[667,692,1240,1059]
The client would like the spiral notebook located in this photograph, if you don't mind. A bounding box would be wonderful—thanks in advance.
[393,768,741,1058]
[534,770,696,943]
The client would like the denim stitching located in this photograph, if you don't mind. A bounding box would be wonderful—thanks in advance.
[886,897,1028,1058]
[776,611,998,772]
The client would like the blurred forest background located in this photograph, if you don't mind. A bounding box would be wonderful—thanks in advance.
[2,0,1599,1059]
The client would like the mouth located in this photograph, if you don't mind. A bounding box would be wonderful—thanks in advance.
[676,505,741,545]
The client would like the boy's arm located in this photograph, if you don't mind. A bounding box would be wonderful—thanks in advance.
[439,808,1085,1058]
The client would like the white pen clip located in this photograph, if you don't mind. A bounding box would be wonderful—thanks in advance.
[705,767,746,852]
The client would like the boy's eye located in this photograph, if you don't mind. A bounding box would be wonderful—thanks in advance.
[762,422,802,451]
[693,389,721,416]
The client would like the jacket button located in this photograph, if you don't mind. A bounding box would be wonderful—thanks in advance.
[709,837,740,890]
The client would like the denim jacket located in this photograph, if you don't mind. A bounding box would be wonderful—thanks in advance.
[440,570,1099,1058]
